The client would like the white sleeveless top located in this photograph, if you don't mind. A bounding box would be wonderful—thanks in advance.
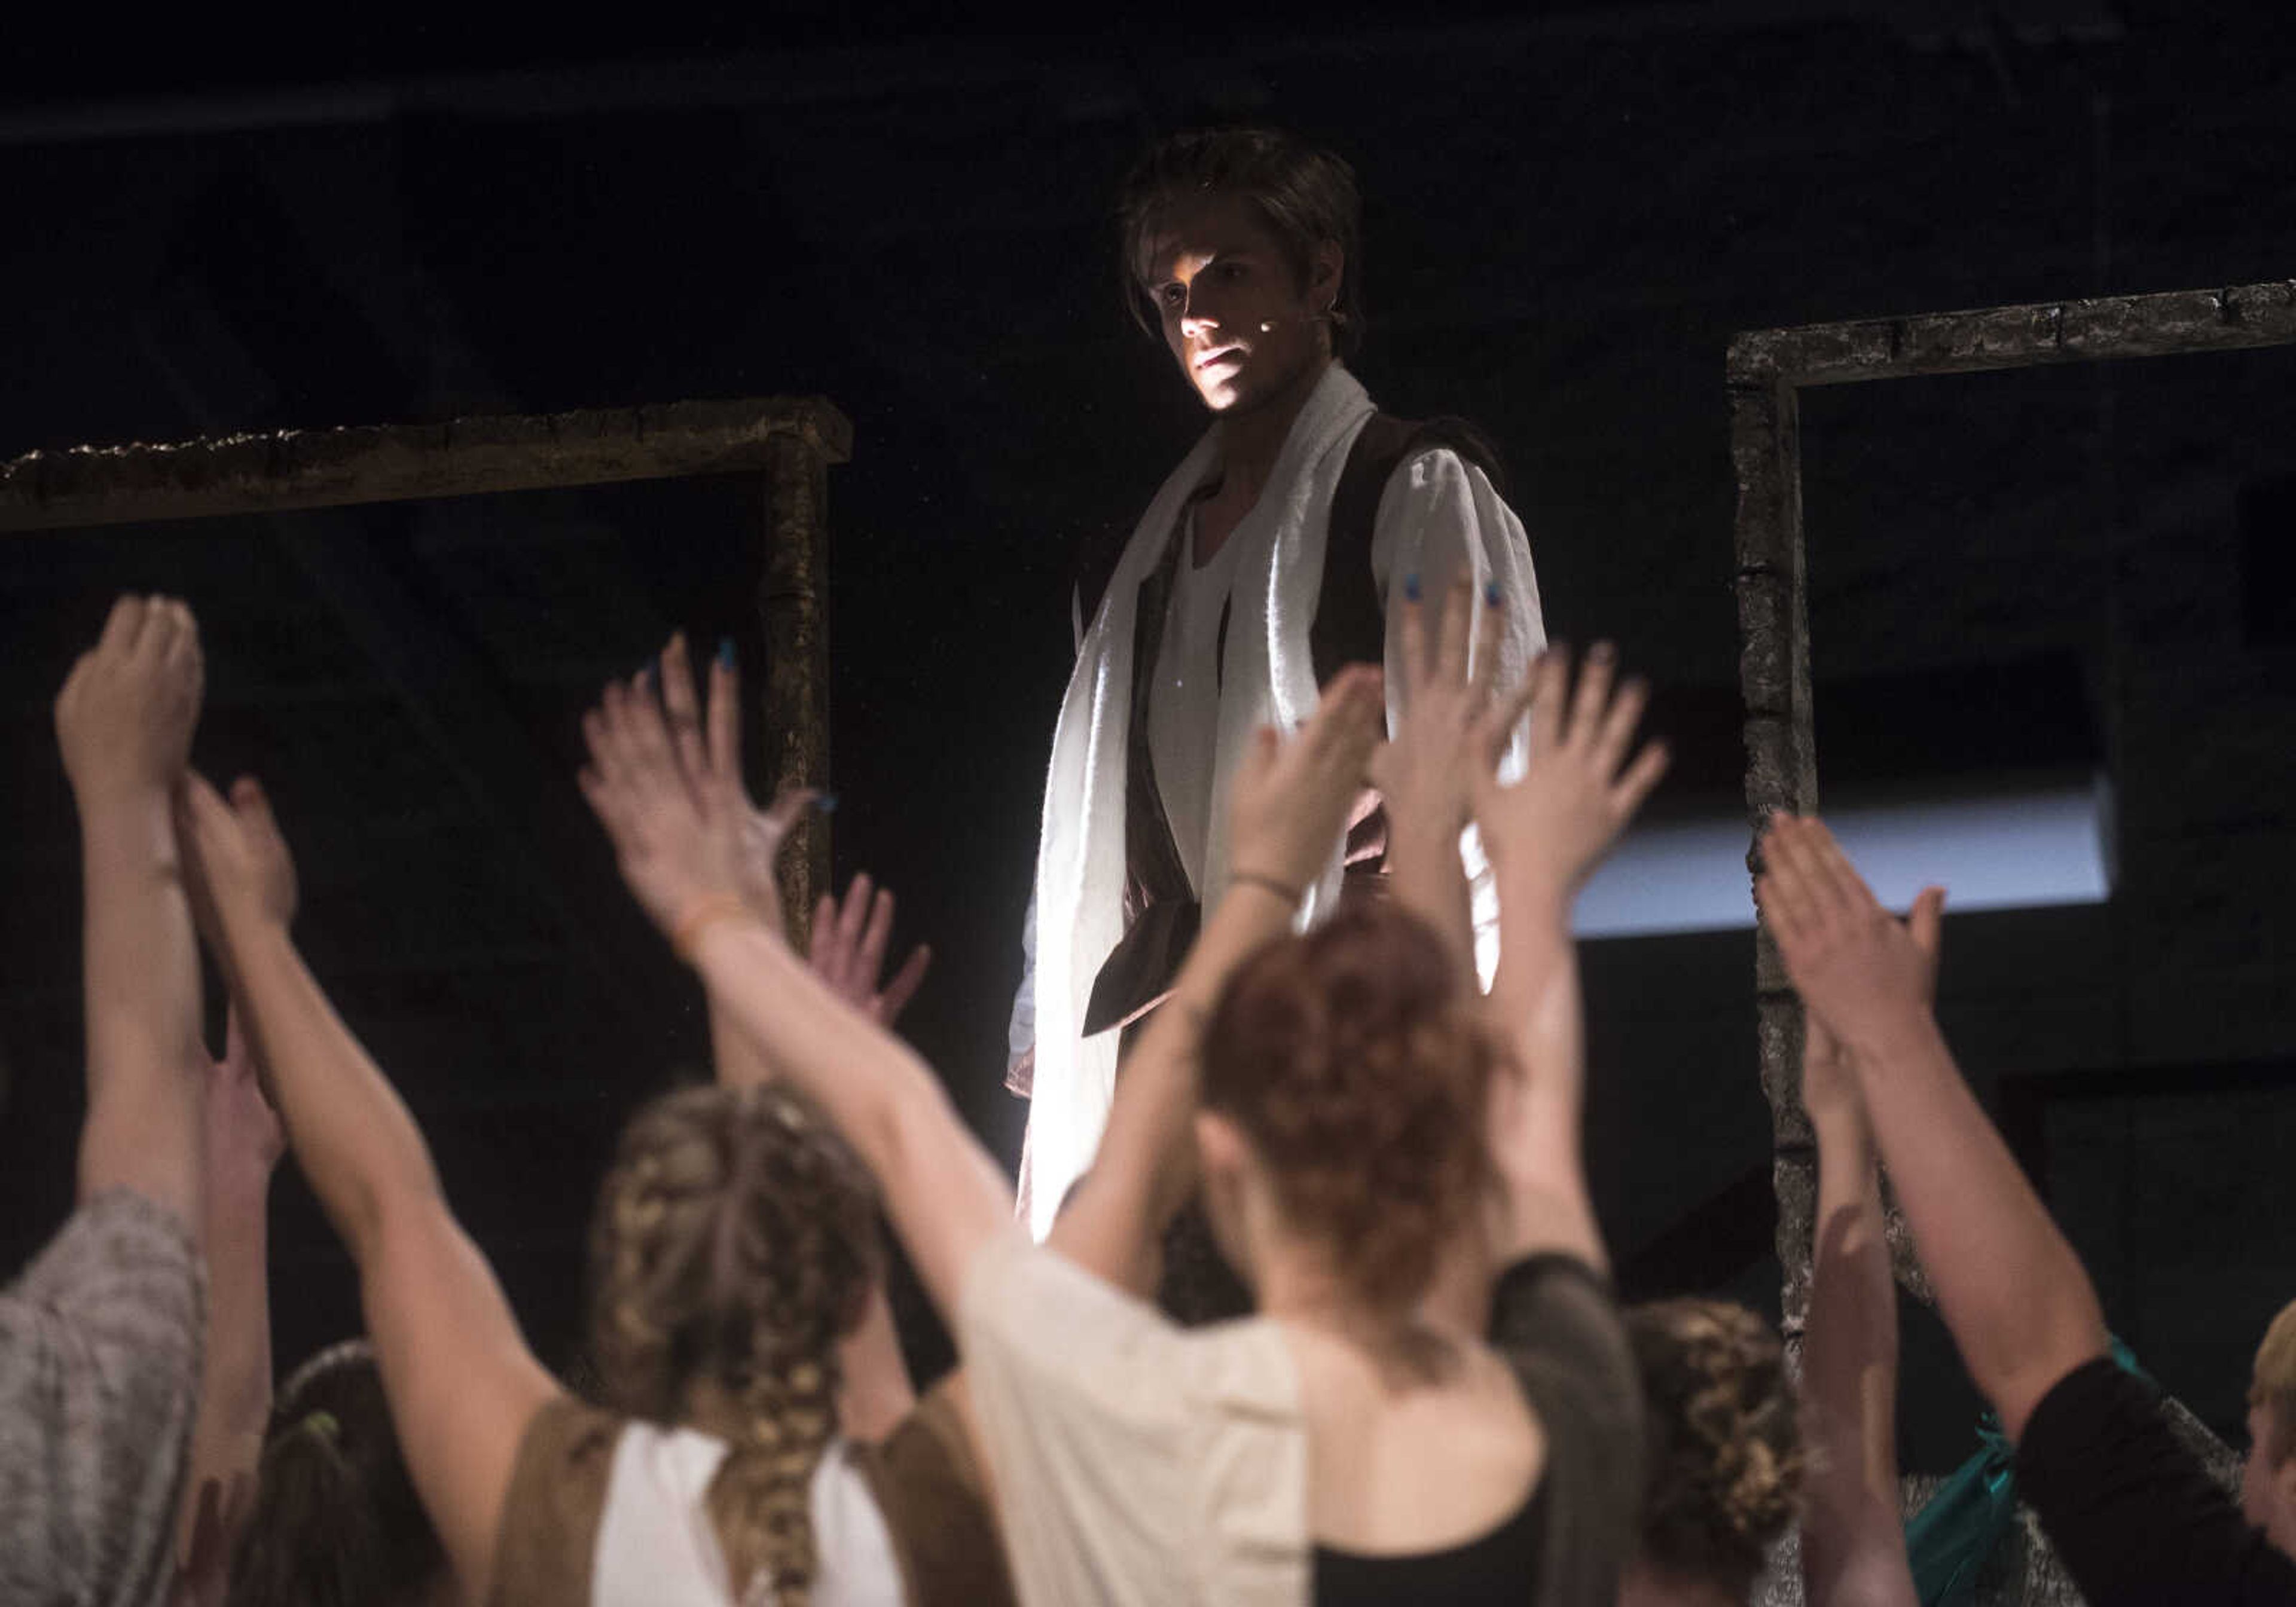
[592,1422,906,1606]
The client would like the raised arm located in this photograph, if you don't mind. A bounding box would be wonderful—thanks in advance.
[172,1010,283,1579]
[57,595,209,1223]
[1758,815,2106,1440]
[1471,644,1668,1271]
[580,668,1012,1328]
[1796,906,1934,1607]
[1047,665,1385,1293]
[175,775,558,1607]
[1371,578,1496,980]
[616,636,925,1439]
[639,636,929,1084]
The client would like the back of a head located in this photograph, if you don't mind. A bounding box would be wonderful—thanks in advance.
[1198,902,1496,1311]
[1626,1299,1803,1599]
[587,1082,881,1607]
[1115,126,1366,358]
[225,1340,447,1607]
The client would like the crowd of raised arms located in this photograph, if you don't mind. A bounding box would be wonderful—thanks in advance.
[5,586,2295,1607]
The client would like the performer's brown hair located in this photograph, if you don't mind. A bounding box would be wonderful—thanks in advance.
[587,1083,880,1606]
[1627,1298,1804,1597]
[1116,127,1366,360]
[1198,902,1495,1309]
[225,1340,445,1607]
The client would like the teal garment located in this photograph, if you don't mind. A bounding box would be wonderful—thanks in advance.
[1903,1338,2149,1606]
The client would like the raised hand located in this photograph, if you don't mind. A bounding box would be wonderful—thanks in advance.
[176,774,300,943]
[1225,662,1386,897]
[1370,576,1509,842]
[1758,813,1942,1053]
[810,873,932,1026]
[582,634,800,948]
[55,594,204,807]
[648,634,822,937]
[1471,642,1668,902]
[1798,879,1945,1125]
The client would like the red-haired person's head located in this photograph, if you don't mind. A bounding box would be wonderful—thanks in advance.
[1194,902,1499,1316]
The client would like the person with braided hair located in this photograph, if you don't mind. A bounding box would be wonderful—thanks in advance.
[174,628,1010,1606]
[1619,1300,1803,1606]
[579,579,1666,1605]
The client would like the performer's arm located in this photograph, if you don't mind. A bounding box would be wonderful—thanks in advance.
[1798,982,1927,1607]
[177,773,561,1607]
[1473,646,1667,1272]
[1758,816,2108,1441]
[172,1009,282,1573]
[639,635,924,1441]
[60,595,209,1227]
[1049,667,1386,1294]
[582,665,1013,1330]
[1373,575,1495,982]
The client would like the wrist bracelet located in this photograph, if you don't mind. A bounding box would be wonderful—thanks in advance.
[1229,870,1304,907]
[671,892,753,964]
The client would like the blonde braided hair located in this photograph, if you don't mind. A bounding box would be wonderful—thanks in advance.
[1626,1298,1804,1598]
[586,1083,879,1605]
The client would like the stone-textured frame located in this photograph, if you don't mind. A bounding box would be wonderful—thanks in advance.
[0,396,851,933]
[1729,280,2296,1334]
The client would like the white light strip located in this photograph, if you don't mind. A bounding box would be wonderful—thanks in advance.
[1573,781,2113,939]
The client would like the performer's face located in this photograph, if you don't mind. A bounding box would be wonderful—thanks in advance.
[1141,194,1342,415]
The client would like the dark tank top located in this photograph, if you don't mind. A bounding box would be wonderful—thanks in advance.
[1311,1475,1548,1606]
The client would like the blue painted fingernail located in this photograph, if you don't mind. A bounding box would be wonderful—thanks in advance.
[1484,581,1501,609]
[1403,573,1421,602]
[814,793,838,815]
[716,637,735,670]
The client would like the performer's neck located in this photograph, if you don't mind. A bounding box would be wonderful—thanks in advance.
[1214,353,1333,509]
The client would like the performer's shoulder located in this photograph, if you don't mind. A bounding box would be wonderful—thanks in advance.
[1355,411,1509,502]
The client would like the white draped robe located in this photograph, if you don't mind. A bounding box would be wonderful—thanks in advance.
[1013,366,1546,1236]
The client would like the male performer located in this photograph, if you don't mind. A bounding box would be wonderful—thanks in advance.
[1011,128,1547,1237]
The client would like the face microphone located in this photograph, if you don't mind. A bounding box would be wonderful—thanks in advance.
[1257,310,1335,334]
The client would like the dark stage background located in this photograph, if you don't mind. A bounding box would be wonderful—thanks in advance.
[2,3,2292,1470]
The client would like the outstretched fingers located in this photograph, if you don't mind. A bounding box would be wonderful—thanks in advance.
[1309,665,1384,761]
[1394,588,1430,707]
[1434,575,1475,689]
[707,639,743,792]
[1803,817,1880,926]
[1758,814,1821,943]
[758,784,818,845]
[605,676,688,811]
[1523,646,1570,761]
[1590,669,1650,784]
[657,633,712,790]
[1467,579,1503,705]
[856,885,897,997]
[1608,733,1671,820]
[1908,885,1947,963]
[1564,641,1617,756]
[97,594,146,658]
[877,942,932,1024]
